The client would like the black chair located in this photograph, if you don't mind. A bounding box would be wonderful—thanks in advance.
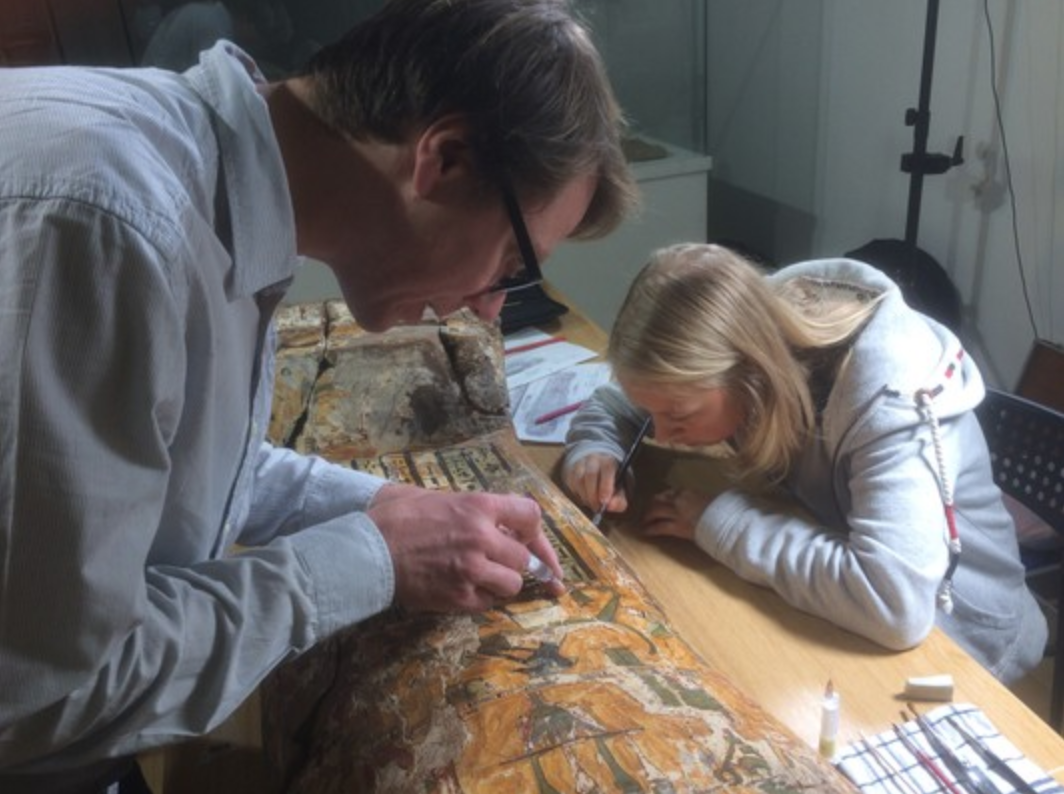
[975,387,1064,730]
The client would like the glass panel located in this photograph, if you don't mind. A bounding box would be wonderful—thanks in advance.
[575,0,707,155]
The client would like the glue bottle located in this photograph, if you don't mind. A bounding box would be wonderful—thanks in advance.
[819,679,840,760]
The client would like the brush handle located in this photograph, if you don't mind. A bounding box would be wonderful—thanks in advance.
[591,415,652,527]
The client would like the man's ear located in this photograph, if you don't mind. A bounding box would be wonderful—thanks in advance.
[410,114,479,201]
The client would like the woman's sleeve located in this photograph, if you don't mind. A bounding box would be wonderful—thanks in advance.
[694,421,952,650]
[562,382,647,470]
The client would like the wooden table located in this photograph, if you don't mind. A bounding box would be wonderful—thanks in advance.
[521,289,1064,782]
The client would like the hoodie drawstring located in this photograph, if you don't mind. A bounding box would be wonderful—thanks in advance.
[915,347,965,614]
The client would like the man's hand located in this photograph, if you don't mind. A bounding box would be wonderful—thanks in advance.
[368,489,565,612]
[370,482,423,506]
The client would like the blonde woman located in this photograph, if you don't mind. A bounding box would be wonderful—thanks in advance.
[563,243,1045,683]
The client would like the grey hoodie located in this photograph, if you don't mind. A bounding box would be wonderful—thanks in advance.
[565,258,1046,683]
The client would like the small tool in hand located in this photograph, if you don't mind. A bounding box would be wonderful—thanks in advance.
[591,415,652,526]
[525,552,557,584]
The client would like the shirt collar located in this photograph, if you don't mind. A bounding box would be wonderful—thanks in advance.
[183,41,297,298]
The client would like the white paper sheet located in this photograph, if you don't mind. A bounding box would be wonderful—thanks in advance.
[510,362,613,444]
[503,332,598,390]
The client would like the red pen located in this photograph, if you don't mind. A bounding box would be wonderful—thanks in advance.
[533,401,584,425]
[505,335,565,355]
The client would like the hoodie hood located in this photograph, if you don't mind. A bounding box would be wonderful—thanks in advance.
[768,258,984,447]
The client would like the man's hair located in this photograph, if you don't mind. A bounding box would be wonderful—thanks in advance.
[608,244,883,479]
[301,0,636,239]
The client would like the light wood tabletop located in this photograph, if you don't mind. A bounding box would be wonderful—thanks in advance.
[522,287,1064,783]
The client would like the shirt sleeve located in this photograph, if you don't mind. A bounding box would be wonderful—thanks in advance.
[694,419,951,651]
[0,199,391,773]
[237,442,390,546]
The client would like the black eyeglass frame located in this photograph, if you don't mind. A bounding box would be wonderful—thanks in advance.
[488,176,544,295]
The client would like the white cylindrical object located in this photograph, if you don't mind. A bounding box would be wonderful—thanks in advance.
[526,552,555,583]
[819,681,840,759]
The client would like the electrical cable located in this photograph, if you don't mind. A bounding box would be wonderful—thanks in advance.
[982,0,1039,339]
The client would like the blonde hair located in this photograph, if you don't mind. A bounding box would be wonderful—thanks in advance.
[608,243,883,479]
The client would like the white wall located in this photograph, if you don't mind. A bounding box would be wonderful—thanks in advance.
[285,257,341,304]
[548,151,712,330]
[814,1,1064,388]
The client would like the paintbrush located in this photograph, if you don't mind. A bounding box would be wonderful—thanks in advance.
[905,706,998,794]
[591,415,652,526]
[946,714,1039,794]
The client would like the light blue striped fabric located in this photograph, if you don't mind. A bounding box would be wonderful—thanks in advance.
[0,42,392,782]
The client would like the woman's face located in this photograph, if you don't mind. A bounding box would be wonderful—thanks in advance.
[619,376,746,447]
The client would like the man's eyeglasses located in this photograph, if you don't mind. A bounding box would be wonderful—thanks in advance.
[488,177,544,295]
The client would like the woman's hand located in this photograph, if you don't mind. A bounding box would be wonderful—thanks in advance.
[563,453,631,516]
[639,488,713,541]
